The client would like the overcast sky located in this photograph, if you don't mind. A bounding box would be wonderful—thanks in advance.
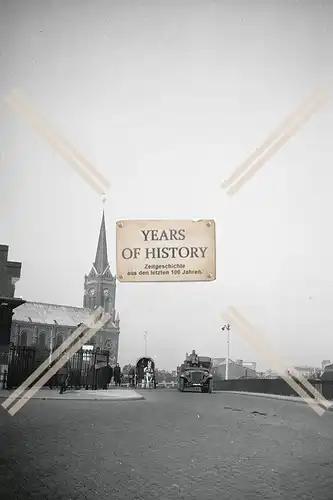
[1,0,333,371]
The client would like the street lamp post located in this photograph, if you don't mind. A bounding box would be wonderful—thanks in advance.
[144,331,148,357]
[221,324,231,380]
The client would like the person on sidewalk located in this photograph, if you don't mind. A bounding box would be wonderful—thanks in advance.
[48,374,55,390]
[105,363,113,389]
[114,363,121,387]
[94,363,104,389]
[58,361,70,394]
[128,366,135,388]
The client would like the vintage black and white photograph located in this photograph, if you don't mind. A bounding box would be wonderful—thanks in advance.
[1,1,333,498]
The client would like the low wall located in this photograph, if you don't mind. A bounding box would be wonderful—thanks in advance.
[213,378,333,400]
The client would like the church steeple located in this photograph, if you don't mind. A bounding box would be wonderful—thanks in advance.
[84,204,116,314]
[94,210,109,275]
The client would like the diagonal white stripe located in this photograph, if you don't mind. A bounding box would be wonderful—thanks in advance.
[223,312,325,416]
[2,307,103,410]
[222,89,325,189]
[5,89,110,196]
[222,88,329,196]
[225,307,327,408]
[222,307,329,416]
[6,312,111,416]
[225,91,329,196]
[227,306,332,410]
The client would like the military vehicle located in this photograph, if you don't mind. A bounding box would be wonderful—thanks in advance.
[177,353,213,393]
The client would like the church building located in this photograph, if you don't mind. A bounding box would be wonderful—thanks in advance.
[10,210,120,365]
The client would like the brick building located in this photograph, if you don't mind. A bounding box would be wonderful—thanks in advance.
[212,358,257,379]
[293,365,317,378]
[10,210,120,365]
[0,244,25,350]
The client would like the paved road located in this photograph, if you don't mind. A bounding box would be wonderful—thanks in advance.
[1,389,333,500]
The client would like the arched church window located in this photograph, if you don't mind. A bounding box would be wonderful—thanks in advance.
[105,339,113,350]
[19,331,27,346]
[56,334,64,347]
[38,331,46,348]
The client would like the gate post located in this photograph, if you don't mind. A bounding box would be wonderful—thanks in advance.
[92,349,97,390]
[0,245,25,380]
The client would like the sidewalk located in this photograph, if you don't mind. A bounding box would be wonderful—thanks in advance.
[223,390,333,410]
[0,387,144,402]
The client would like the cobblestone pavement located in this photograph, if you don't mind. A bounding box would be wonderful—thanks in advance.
[1,389,333,500]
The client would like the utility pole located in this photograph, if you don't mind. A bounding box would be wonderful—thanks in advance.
[221,324,231,380]
[144,331,148,357]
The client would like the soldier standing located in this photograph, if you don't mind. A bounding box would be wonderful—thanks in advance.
[128,366,135,387]
[114,363,121,386]
[190,350,199,366]
[105,363,113,388]
[58,360,70,394]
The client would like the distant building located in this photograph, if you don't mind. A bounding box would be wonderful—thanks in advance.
[243,361,257,372]
[322,360,331,371]
[321,363,333,381]
[213,358,257,379]
[212,357,226,367]
[0,244,25,357]
[10,210,120,365]
[292,366,317,378]
[264,365,320,379]
[264,369,280,379]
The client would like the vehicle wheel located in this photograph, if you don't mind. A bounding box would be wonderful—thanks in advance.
[208,380,212,394]
[179,378,185,392]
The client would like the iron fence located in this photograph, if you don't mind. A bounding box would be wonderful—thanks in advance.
[2,344,110,390]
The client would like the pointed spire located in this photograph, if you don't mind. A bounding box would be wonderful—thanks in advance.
[94,208,109,274]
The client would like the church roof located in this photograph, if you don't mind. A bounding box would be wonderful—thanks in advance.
[13,301,116,328]
[94,210,109,274]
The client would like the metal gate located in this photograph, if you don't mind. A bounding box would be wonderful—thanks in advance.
[70,348,110,389]
[5,345,110,390]
[6,344,36,389]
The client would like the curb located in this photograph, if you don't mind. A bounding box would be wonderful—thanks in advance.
[219,391,333,410]
[0,390,145,403]
[0,396,145,402]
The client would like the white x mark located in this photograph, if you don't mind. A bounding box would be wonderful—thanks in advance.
[222,88,330,196]
[222,306,332,416]
[5,88,111,197]
[2,307,111,416]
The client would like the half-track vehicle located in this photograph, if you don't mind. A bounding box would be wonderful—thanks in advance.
[177,352,213,393]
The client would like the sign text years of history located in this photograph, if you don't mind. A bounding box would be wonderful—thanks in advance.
[116,220,216,283]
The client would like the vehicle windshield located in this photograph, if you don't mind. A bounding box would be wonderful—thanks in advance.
[199,361,212,370]
[184,361,211,370]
